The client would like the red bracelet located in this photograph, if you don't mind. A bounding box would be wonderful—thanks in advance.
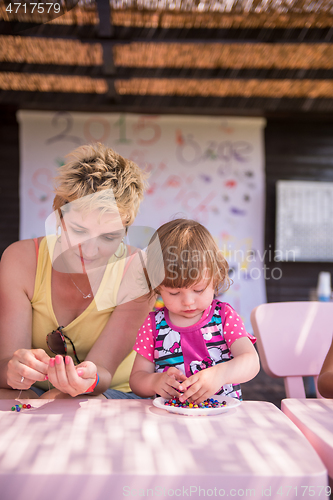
[85,373,99,393]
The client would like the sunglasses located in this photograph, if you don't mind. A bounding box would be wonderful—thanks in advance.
[46,326,81,364]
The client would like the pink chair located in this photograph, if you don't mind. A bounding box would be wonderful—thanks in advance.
[250,302,333,398]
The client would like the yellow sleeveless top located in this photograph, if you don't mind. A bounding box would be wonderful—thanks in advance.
[31,236,136,392]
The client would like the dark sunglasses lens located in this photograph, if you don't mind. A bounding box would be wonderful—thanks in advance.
[47,331,66,355]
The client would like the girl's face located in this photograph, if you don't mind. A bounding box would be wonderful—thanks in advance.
[59,208,126,273]
[159,279,215,327]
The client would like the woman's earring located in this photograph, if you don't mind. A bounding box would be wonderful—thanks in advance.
[114,238,126,259]
[56,226,62,242]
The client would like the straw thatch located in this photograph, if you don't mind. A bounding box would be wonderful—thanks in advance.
[115,78,333,98]
[1,37,332,70]
[0,72,107,93]
[0,0,332,28]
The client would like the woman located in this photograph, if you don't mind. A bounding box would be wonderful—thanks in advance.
[0,143,152,399]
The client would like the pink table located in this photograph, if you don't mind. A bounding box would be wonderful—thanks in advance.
[0,399,329,500]
[282,399,333,488]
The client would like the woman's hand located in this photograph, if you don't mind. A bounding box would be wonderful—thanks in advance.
[7,348,50,390]
[152,367,187,399]
[48,355,97,397]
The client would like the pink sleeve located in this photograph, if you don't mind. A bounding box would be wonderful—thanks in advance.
[222,304,256,349]
[133,313,155,362]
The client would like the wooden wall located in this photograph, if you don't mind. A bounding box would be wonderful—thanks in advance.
[1,107,333,303]
[0,107,20,256]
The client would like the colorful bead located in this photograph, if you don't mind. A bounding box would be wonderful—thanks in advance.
[164,397,227,409]
[10,402,34,412]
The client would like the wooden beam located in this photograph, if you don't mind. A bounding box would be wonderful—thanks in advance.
[1,63,332,81]
[0,21,332,43]
[1,89,333,114]
[102,42,115,75]
[96,0,113,38]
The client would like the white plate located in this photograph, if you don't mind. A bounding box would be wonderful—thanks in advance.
[153,395,241,416]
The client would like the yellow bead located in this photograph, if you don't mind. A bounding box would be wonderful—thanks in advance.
[189,403,193,408]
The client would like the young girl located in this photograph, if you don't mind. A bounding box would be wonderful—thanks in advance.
[129,219,260,404]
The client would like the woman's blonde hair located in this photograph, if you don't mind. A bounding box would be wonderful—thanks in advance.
[53,143,148,226]
[146,218,230,297]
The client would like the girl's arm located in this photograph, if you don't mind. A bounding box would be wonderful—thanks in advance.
[178,337,260,404]
[318,338,333,398]
[0,240,50,390]
[130,353,186,398]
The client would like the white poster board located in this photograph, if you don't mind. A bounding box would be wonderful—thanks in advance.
[276,180,333,262]
[18,111,266,330]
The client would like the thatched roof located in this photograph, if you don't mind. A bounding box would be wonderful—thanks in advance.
[1,0,332,28]
[0,0,332,112]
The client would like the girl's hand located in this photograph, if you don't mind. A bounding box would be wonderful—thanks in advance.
[178,338,260,404]
[178,366,222,404]
[7,348,50,390]
[48,355,97,397]
[153,367,187,399]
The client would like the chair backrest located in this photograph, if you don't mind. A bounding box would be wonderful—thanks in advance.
[250,302,333,398]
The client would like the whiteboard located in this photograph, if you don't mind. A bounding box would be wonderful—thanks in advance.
[276,180,333,262]
[17,111,266,330]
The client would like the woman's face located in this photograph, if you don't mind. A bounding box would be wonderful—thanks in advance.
[59,208,126,273]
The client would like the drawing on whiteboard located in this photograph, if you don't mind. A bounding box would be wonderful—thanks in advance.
[176,133,201,167]
[84,117,111,144]
[46,112,82,146]
[28,168,54,204]
[133,116,161,146]
[199,174,212,183]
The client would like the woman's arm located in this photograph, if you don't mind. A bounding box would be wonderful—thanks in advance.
[318,338,333,398]
[47,294,155,397]
[178,337,260,404]
[129,353,186,398]
[0,240,49,390]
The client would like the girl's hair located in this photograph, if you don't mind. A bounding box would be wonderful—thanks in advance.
[53,143,148,226]
[146,218,230,297]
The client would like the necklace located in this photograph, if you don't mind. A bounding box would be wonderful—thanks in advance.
[68,275,92,299]
[57,242,93,299]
